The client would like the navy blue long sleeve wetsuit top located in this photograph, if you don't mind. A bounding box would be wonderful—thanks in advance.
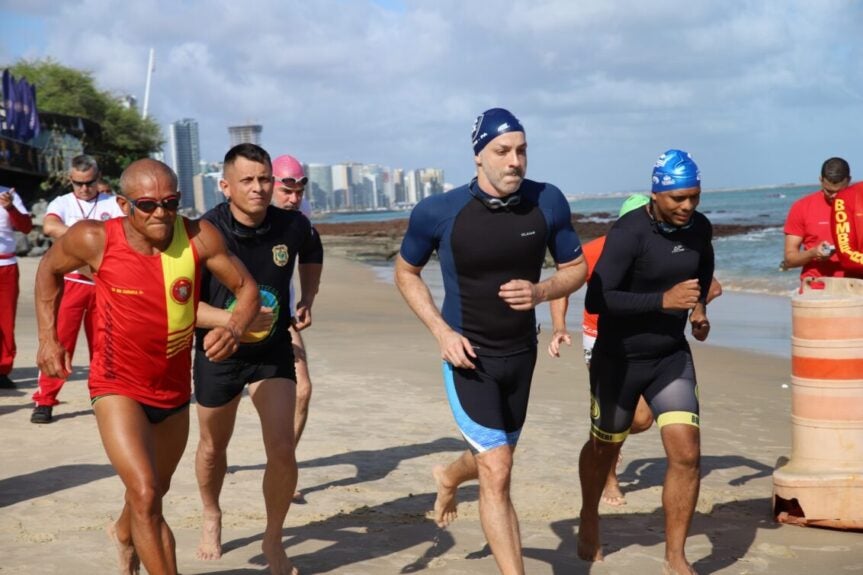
[585,206,714,359]
[400,179,583,356]
[196,203,324,360]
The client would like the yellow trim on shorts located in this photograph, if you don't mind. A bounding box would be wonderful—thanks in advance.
[590,424,630,444]
[657,411,700,429]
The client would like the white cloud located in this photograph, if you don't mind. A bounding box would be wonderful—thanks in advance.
[2,0,862,193]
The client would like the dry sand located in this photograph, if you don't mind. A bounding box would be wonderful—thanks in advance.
[1,251,862,574]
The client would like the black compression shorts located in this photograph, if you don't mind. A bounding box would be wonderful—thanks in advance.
[589,348,699,443]
[443,347,537,453]
[193,347,296,408]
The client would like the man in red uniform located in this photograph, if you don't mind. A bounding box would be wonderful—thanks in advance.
[35,158,260,575]
[783,157,852,284]
[832,181,863,272]
[31,155,124,422]
[0,185,33,389]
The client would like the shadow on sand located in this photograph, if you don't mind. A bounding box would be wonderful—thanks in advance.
[0,463,114,507]
[228,436,467,499]
[526,496,779,574]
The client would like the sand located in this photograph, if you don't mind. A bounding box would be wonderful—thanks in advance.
[1,251,862,574]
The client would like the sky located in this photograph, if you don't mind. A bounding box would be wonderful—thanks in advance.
[1,0,862,195]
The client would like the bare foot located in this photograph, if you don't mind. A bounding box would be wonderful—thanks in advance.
[262,537,299,574]
[576,513,603,562]
[432,464,458,528]
[106,521,139,575]
[601,482,626,507]
[292,490,306,504]
[663,559,698,574]
[196,510,223,561]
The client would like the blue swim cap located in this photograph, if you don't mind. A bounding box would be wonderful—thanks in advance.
[651,149,700,193]
[471,108,524,155]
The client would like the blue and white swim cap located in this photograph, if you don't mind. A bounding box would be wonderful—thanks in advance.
[651,149,700,193]
[471,108,524,155]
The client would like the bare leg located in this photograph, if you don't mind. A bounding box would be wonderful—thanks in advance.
[475,445,523,575]
[249,377,300,575]
[106,520,139,575]
[577,436,622,562]
[660,423,701,575]
[601,397,654,506]
[432,449,478,527]
[194,395,242,561]
[94,396,189,575]
[600,452,626,506]
[291,328,312,502]
[291,328,312,445]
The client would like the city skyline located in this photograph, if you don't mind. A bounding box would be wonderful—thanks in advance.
[8,2,859,195]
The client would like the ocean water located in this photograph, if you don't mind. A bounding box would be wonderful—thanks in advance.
[347,184,822,358]
[325,184,819,297]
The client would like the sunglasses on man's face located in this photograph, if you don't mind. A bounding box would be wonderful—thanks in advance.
[129,195,181,214]
[275,176,308,187]
[71,178,99,188]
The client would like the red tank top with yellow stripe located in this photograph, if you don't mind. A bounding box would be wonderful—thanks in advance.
[90,217,200,408]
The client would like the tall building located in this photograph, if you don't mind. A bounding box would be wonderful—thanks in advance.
[307,163,333,210]
[331,164,350,209]
[228,124,262,147]
[168,118,201,210]
[193,171,224,214]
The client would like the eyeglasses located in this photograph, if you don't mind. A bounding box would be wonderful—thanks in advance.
[275,176,308,187]
[71,178,99,188]
[129,195,181,214]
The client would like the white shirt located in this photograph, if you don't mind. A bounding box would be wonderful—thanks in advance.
[45,191,123,282]
[45,191,123,227]
[0,187,29,266]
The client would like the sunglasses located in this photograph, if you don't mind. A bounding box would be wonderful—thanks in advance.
[275,176,308,187]
[129,195,181,213]
[71,178,99,188]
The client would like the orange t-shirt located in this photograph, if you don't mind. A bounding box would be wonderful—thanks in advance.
[581,236,606,338]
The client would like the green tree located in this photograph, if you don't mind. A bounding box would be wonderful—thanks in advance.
[9,58,163,181]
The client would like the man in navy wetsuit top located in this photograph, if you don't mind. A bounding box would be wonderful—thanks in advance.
[395,108,587,575]
[579,150,714,575]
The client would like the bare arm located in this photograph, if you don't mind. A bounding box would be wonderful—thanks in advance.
[35,221,105,377]
[783,234,830,270]
[293,262,322,331]
[547,295,572,358]
[196,298,275,335]
[707,277,722,304]
[394,254,477,369]
[42,214,69,239]
[193,220,261,361]
[498,255,588,311]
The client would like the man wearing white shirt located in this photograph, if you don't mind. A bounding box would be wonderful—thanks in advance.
[31,155,123,422]
[0,185,33,389]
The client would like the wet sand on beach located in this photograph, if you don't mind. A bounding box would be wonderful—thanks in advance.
[1,251,861,574]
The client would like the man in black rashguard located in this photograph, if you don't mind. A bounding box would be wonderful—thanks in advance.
[578,149,713,575]
[395,108,587,575]
[192,143,322,575]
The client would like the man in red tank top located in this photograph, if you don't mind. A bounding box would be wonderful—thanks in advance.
[35,159,260,575]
